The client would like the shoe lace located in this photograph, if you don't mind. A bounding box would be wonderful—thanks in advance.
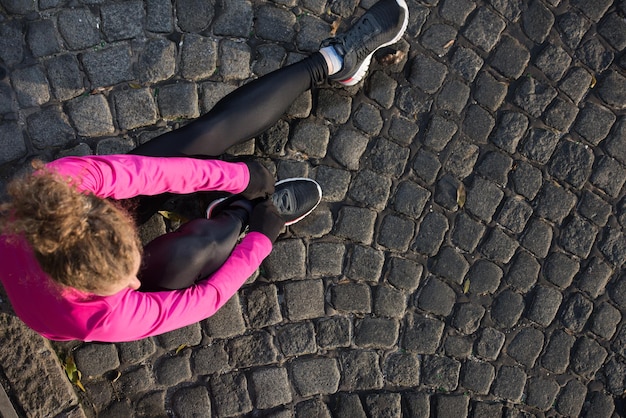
[272,189,294,213]
[336,16,378,61]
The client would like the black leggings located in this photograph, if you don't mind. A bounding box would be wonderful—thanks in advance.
[134,53,328,291]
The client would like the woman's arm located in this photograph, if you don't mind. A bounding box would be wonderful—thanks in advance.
[46,155,250,199]
[84,232,272,342]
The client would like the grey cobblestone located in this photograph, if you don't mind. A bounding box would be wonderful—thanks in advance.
[506,327,544,368]
[291,357,339,396]
[431,247,470,285]
[544,252,579,289]
[412,148,441,185]
[474,71,507,111]
[506,250,540,293]
[541,329,575,374]
[412,211,449,255]
[403,313,445,354]
[590,302,621,340]
[417,277,456,316]
[422,355,461,392]
[461,360,494,395]
[556,378,587,417]
[466,259,502,295]
[277,322,316,357]
[462,104,494,144]
[526,377,560,411]
[491,289,524,328]
[549,138,594,189]
[340,350,383,391]
[347,245,384,282]
[453,302,485,335]
[316,316,351,350]
[463,7,506,52]
[475,328,505,361]
[490,35,529,79]
[386,257,422,292]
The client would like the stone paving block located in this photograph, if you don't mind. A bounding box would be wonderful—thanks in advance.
[602,356,626,396]
[366,71,397,109]
[100,399,133,418]
[388,114,418,146]
[333,206,376,244]
[497,196,532,234]
[477,151,513,186]
[466,259,502,295]
[600,229,626,267]
[543,252,579,289]
[541,329,575,373]
[444,335,472,359]
[556,379,587,417]
[284,279,325,321]
[422,355,461,392]
[437,79,470,114]
[574,102,616,145]
[384,352,420,387]
[463,7,506,52]
[491,111,529,154]
[544,96,579,132]
[180,34,218,81]
[295,398,331,417]
[249,367,292,410]
[492,366,526,403]
[12,65,50,107]
[263,239,306,281]
[591,155,626,197]
[604,117,626,164]
[535,181,576,223]
[440,0,476,26]
[571,0,612,21]
[396,393,430,418]
[113,365,153,397]
[549,138,594,189]
[475,327,505,361]
[525,377,560,411]
[145,0,174,32]
[308,242,345,277]
[612,324,626,359]
[57,8,100,50]
[74,343,119,377]
[450,47,483,82]
[347,245,384,282]
[436,394,469,417]
[581,391,616,418]
[522,0,554,43]
[431,247,469,285]
[521,218,552,258]
[491,289,524,328]
[27,106,74,148]
[461,360,495,395]
[67,94,114,137]
[515,77,558,118]
[155,352,191,386]
[393,180,430,218]
[348,169,393,210]
[481,227,518,264]
[135,390,166,418]
[329,393,366,418]
[417,277,456,316]
[412,148,442,185]
[118,338,156,365]
[253,44,286,77]
[506,327,544,368]
[571,336,608,379]
[27,19,61,58]
[466,177,503,223]
[560,214,598,258]
[316,316,351,349]
[190,342,229,376]
[599,12,626,50]
[444,140,479,178]
[374,285,406,318]
[490,35,530,79]
[409,54,448,94]
[423,114,458,151]
[453,302,485,335]
[559,66,592,104]
[290,120,329,158]
[590,302,621,340]
[214,0,253,37]
[277,322,316,357]
[421,23,457,56]
[557,11,591,49]
[219,39,251,81]
[403,313,445,354]
[172,386,211,416]
[527,285,562,327]
[210,372,252,417]
[331,282,371,314]
[474,71,507,111]
[463,104,494,144]
[244,284,282,329]
[137,39,176,84]
[202,295,246,338]
[377,214,415,252]
[364,392,401,418]
[505,250,539,293]
[82,44,135,89]
[355,317,399,349]
[157,82,199,120]
[113,88,158,131]
[0,20,23,66]
[451,212,486,253]
[597,70,626,110]
[472,402,503,418]
[561,292,593,333]
[577,38,614,72]
[386,257,422,292]
[340,350,383,391]
[0,82,15,115]
[100,1,144,42]
[228,331,277,369]
[365,137,410,177]
[296,13,332,52]
[535,44,571,82]
[315,165,351,202]
[317,89,352,124]
[329,128,368,170]
[434,174,462,211]
[292,357,340,397]
[200,81,236,114]
[96,137,135,154]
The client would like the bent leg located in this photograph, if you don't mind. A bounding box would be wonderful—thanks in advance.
[138,208,247,291]
[132,53,328,157]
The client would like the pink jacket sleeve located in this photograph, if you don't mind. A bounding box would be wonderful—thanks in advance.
[46,154,251,198]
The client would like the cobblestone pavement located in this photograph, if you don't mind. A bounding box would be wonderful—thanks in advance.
[0,0,625,417]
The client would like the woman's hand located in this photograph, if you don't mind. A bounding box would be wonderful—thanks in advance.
[241,161,275,200]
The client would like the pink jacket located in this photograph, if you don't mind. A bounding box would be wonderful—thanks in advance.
[0,155,272,342]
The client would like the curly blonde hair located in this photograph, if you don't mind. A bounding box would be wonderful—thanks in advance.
[0,165,142,293]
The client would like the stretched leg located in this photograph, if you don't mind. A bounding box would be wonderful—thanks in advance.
[131,53,328,157]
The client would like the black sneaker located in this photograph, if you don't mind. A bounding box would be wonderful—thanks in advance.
[272,178,322,226]
[323,0,409,86]
[206,195,253,221]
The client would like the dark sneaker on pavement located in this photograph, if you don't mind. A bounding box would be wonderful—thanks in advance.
[272,178,322,226]
[206,195,253,220]
[323,0,409,86]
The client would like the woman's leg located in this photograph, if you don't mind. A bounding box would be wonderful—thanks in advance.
[131,53,328,157]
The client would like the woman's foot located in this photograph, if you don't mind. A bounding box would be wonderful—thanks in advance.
[321,0,409,86]
[272,178,322,226]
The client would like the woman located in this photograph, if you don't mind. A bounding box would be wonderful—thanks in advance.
[0,0,408,342]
